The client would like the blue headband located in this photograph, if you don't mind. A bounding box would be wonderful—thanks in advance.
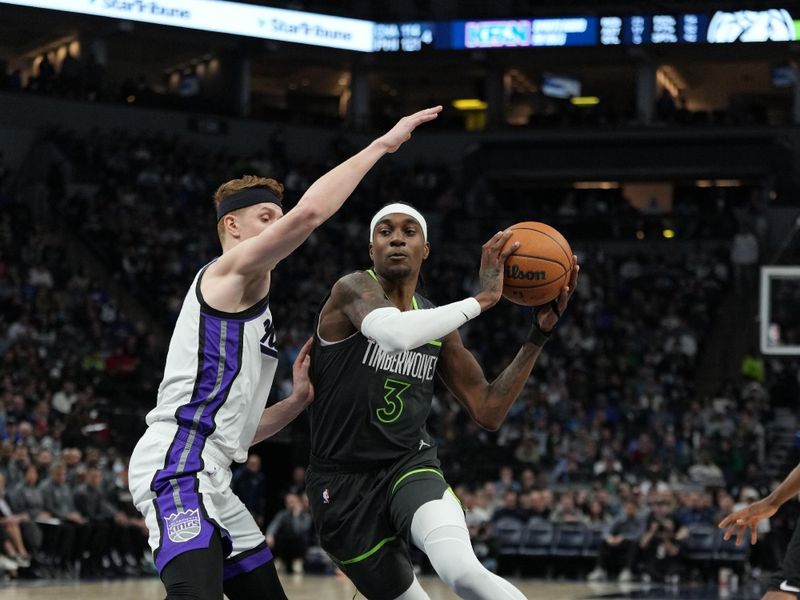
[216,188,282,221]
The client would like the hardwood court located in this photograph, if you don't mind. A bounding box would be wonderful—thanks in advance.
[0,575,633,599]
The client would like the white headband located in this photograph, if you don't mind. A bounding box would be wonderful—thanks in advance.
[369,203,428,241]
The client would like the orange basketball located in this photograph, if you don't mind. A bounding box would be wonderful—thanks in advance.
[501,222,573,307]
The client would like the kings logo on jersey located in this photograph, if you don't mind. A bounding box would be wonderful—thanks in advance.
[164,509,202,543]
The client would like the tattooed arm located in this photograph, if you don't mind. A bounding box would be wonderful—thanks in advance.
[437,257,579,431]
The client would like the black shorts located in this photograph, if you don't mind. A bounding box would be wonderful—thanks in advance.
[306,449,452,600]
[770,522,800,597]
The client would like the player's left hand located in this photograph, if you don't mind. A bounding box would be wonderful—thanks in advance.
[291,337,315,408]
[535,255,579,333]
[718,498,778,545]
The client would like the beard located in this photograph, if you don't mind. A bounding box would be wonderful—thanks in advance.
[379,262,414,281]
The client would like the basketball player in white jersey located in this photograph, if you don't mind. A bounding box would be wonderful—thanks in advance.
[127,106,442,600]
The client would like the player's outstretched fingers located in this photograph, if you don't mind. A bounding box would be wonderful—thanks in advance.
[568,256,579,291]
[483,231,505,250]
[555,285,570,313]
[735,521,748,546]
[499,241,520,262]
[719,511,738,532]
[410,106,443,127]
[492,230,513,253]
[414,105,443,118]
[294,337,313,371]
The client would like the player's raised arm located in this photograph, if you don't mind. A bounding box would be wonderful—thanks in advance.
[438,254,579,431]
[214,106,442,277]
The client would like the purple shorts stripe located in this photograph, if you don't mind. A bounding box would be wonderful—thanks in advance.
[151,316,244,574]
[153,482,218,574]
[223,545,274,580]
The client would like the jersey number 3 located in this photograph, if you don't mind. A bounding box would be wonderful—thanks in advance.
[377,378,410,424]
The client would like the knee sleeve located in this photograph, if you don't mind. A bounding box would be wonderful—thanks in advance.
[410,492,526,600]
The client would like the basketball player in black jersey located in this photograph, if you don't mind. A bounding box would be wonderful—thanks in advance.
[720,462,800,599]
[307,203,579,600]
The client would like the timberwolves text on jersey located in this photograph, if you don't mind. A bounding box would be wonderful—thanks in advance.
[361,339,438,382]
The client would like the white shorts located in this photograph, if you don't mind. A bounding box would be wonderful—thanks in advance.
[128,422,272,577]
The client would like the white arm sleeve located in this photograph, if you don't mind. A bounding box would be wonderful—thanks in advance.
[360,298,481,354]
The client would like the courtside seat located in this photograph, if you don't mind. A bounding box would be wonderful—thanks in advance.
[551,523,588,558]
[583,524,609,557]
[714,529,749,563]
[519,518,555,557]
[683,523,717,561]
[493,517,525,557]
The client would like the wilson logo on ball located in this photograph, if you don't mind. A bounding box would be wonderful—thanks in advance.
[504,265,547,281]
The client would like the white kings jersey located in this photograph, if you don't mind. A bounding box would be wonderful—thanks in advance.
[145,262,278,464]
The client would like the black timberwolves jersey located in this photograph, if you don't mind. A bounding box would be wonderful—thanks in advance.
[308,272,442,467]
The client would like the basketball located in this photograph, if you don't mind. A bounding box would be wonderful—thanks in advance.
[501,222,573,306]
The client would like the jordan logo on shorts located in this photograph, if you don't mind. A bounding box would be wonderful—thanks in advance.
[165,509,202,543]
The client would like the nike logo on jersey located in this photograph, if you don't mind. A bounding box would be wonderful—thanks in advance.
[418,439,431,450]
[781,580,800,593]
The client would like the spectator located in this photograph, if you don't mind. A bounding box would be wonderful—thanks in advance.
[463,489,492,529]
[525,490,552,521]
[35,54,55,93]
[73,467,115,576]
[588,500,644,582]
[265,493,313,574]
[232,454,267,527]
[586,497,613,526]
[730,225,759,295]
[105,467,150,573]
[0,472,34,567]
[287,465,306,495]
[492,490,524,522]
[638,494,686,582]
[676,490,715,526]
[51,381,78,417]
[551,492,589,525]
[494,466,521,495]
[519,468,537,493]
[38,462,85,576]
[687,452,726,488]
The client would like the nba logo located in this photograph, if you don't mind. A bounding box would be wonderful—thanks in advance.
[165,509,202,543]
[323,488,331,504]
